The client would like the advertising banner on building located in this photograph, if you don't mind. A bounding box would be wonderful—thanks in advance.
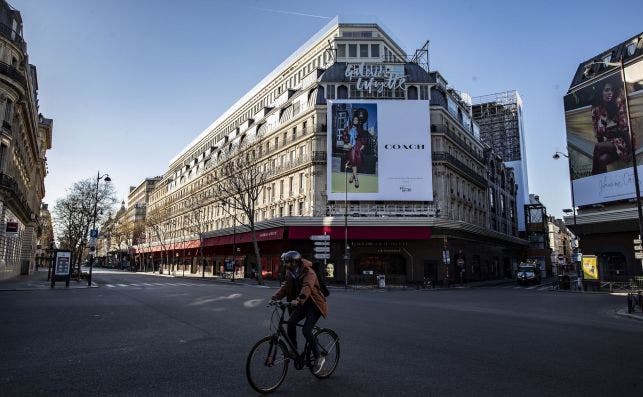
[326,100,431,201]
[563,60,643,206]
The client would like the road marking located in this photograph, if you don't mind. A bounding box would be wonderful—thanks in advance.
[526,285,539,290]
[105,284,115,288]
[117,284,128,287]
[143,283,154,286]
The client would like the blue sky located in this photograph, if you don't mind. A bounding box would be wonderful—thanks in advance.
[13,0,643,217]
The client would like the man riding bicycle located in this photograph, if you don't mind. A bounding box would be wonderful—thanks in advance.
[271,250,328,374]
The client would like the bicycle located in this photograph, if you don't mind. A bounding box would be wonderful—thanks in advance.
[245,300,340,394]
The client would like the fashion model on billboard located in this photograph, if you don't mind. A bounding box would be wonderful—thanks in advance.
[342,108,370,188]
[591,77,631,175]
[330,102,378,194]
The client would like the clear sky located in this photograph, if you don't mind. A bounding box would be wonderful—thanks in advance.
[13,0,643,217]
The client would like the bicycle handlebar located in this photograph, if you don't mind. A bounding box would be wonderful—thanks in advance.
[268,300,296,309]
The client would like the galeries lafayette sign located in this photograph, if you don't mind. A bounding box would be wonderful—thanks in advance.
[345,63,406,94]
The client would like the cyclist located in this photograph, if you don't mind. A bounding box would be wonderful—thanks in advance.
[271,250,328,374]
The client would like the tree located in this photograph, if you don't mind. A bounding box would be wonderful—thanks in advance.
[52,177,117,275]
[212,145,268,284]
[184,195,213,278]
[145,202,173,274]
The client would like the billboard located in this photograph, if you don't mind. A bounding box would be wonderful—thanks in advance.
[327,100,431,201]
[564,60,643,206]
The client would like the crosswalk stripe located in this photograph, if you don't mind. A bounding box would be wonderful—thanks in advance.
[143,283,154,286]
[117,284,128,287]
[106,284,115,288]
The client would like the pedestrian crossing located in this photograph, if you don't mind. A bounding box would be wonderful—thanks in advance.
[103,282,213,289]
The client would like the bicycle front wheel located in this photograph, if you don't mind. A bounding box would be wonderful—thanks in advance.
[246,336,290,394]
[309,328,340,379]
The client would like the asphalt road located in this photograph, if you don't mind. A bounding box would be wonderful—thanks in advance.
[1,270,641,396]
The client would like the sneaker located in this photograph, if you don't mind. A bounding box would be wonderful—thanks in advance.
[313,355,326,374]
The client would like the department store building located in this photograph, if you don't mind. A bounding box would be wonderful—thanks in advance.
[138,18,526,284]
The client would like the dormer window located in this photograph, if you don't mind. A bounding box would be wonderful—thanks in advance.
[626,40,638,56]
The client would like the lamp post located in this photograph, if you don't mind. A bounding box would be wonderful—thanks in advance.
[583,57,643,241]
[232,215,236,282]
[344,161,350,289]
[88,171,111,286]
[553,151,577,225]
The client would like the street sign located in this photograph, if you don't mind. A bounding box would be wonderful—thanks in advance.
[314,253,331,259]
[636,252,643,259]
[314,247,331,253]
[5,221,18,234]
[310,235,330,241]
[314,241,331,246]
[90,229,99,238]
[634,239,642,245]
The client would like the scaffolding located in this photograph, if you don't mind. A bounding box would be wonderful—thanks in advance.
[471,91,523,162]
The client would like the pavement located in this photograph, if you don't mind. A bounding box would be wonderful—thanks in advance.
[0,268,96,290]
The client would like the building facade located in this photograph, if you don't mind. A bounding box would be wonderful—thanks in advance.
[563,32,643,281]
[0,1,52,280]
[472,90,530,234]
[138,19,525,284]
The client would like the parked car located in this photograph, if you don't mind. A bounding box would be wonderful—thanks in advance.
[517,264,540,285]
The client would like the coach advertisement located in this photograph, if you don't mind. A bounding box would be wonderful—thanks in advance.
[327,100,431,201]
[564,60,643,206]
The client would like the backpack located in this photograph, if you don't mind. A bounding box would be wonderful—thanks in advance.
[313,262,330,297]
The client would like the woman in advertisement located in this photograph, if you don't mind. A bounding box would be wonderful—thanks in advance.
[342,108,369,188]
[591,78,631,175]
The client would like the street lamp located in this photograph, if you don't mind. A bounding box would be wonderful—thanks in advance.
[88,171,111,286]
[344,161,350,289]
[553,151,577,225]
[583,57,643,241]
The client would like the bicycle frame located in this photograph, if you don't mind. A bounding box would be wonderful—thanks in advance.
[268,303,319,369]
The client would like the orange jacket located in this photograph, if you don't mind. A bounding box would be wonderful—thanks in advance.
[272,259,328,317]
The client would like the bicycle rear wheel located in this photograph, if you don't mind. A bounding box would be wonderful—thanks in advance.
[246,336,289,394]
[309,328,340,379]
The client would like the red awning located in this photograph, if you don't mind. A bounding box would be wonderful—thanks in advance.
[203,227,285,246]
[287,226,431,240]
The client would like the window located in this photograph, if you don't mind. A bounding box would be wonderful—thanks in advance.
[337,85,348,99]
[274,137,279,149]
[292,126,297,140]
[371,44,380,58]
[289,176,294,195]
[282,132,287,146]
[299,172,304,193]
[298,202,304,215]
[279,206,284,217]
[327,84,335,100]
[302,121,307,133]
[3,99,13,125]
[337,44,346,58]
[348,44,357,57]
[279,180,284,198]
[360,44,368,57]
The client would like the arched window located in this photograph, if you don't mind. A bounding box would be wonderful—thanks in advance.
[407,86,418,100]
[337,85,348,99]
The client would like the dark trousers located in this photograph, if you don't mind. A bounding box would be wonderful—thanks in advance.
[287,299,321,358]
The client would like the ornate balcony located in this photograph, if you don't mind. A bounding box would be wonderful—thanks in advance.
[0,61,27,90]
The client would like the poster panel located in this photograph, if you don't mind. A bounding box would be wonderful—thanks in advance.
[326,100,431,201]
[581,255,598,280]
[563,60,643,206]
[54,251,72,276]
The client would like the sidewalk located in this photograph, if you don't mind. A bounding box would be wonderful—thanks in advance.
[0,268,96,291]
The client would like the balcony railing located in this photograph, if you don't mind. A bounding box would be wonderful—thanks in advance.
[0,23,26,52]
[0,172,33,220]
[432,151,487,187]
[0,61,27,89]
[431,124,485,163]
[325,202,439,217]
